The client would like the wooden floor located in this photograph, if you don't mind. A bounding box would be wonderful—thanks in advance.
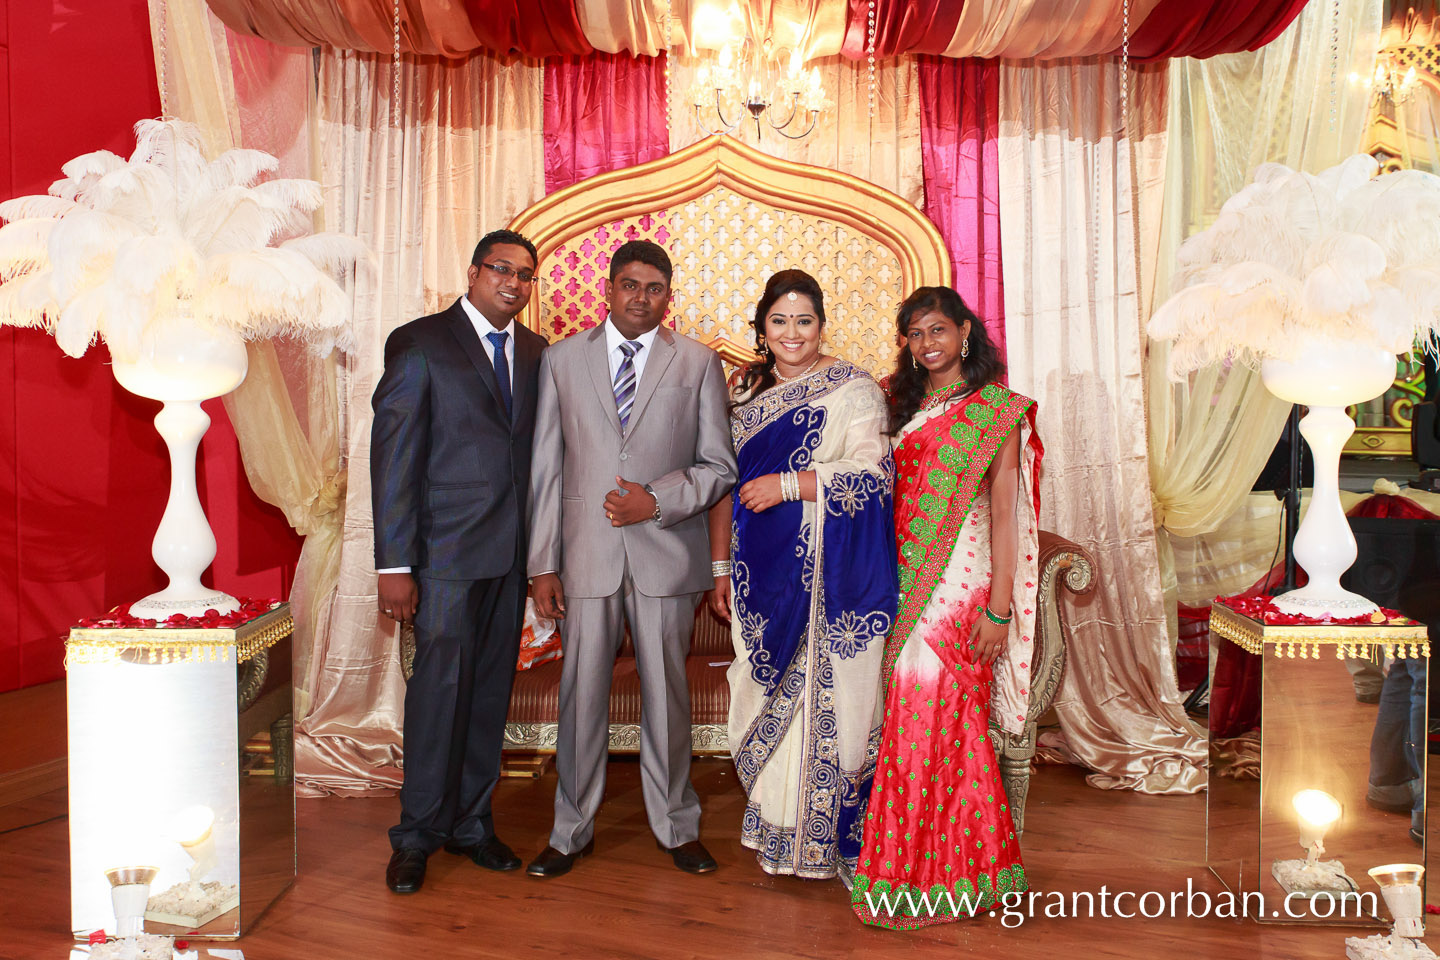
[0,680,67,808]
[3,753,1435,959]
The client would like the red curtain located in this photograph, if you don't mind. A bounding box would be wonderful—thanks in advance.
[463,0,591,58]
[838,0,1311,60]
[1348,495,1440,521]
[0,0,301,693]
[1117,0,1311,60]
[542,52,668,194]
[839,0,963,58]
[917,56,1005,353]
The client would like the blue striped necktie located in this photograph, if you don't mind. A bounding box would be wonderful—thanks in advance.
[613,340,642,429]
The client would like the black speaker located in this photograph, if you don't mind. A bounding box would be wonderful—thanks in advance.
[1415,400,1440,471]
[1342,517,1440,626]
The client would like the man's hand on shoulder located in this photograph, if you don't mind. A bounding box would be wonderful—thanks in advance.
[377,572,420,624]
[603,477,658,527]
[531,572,567,620]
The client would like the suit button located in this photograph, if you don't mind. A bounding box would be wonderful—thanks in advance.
[619,452,629,461]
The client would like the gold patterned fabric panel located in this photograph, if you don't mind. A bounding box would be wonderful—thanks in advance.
[534,185,904,378]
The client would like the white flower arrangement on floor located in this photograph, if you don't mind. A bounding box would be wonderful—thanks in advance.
[145,878,239,926]
[87,933,175,960]
[1148,154,1440,618]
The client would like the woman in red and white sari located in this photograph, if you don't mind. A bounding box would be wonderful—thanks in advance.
[851,287,1043,930]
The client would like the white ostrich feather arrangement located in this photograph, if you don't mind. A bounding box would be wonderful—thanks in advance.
[0,119,368,362]
[1147,154,1440,380]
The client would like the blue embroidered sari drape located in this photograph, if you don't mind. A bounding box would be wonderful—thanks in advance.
[726,360,898,878]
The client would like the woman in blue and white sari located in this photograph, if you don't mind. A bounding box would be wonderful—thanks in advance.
[705,269,898,880]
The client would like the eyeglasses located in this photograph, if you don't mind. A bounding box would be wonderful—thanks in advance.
[478,262,537,284]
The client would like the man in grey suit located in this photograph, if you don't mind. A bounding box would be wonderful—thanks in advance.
[526,240,737,878]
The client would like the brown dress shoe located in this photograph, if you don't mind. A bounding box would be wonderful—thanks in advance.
[444,836,522,871]
[659,839,717,874]
[386,847,428,893]
[525,839,594,878]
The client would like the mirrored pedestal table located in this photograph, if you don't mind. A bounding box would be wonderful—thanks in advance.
[65,603,296,941]
[1207,599,1429,927]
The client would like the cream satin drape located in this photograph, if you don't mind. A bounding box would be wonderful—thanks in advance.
[148,0,349,746]
[942,0,1165,59]
[305,49,545,795]
[570,0,1166,60]
[575,0,847,58]
[1151,0,1381,604]
[668,54,924,208]
[1000,58,1206,795]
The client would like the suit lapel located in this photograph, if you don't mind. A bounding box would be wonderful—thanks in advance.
[584,325,624,438]
[446,298,508,424]
[623,326,676,443]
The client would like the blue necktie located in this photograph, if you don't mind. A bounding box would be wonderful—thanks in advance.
[613,340,642,429]
[486,330,512,420]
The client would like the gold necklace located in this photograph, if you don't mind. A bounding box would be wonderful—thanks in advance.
[920,378,965,411]
[775,356,822,383]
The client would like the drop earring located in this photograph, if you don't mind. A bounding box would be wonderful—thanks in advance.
[961,338,969,359]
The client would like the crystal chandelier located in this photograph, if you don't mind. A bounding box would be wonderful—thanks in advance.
[689,37,828,140]
[1352,50,1423,104]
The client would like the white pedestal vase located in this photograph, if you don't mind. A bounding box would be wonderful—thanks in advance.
[110,315,249,618]
[1259,337,1400,619]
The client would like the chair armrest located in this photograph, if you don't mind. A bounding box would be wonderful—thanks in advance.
[1037,531,1097,599]
[1028,531,1097,722]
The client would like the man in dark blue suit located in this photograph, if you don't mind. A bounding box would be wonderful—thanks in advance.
[370,229,547,893]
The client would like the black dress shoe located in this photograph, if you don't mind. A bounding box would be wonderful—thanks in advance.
[386,848,428,893]
[444,836,522,872]
[525,839,594,878]
[659,839,717,874]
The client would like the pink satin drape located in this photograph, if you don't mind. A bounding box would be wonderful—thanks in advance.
[918,56,1004,351]
[543,52,668,194]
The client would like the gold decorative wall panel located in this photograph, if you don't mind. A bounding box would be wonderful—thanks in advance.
[510,135,949,377]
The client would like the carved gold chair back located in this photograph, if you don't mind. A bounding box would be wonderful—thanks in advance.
[508,135,951,376]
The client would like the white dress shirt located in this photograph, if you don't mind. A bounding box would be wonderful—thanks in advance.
[377,296,514,578]
[462,294,515,392]
[604,315,660,385]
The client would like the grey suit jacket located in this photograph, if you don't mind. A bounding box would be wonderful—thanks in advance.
[528,323,738,599]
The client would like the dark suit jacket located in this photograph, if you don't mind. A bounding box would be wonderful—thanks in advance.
[371,297,546,581]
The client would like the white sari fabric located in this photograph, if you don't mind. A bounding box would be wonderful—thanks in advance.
[726,362,897,878]
[894,398,1041,736]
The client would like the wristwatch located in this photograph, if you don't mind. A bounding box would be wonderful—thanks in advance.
[643,483,662,524]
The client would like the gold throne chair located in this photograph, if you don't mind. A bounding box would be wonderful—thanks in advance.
[497,135,1094,835]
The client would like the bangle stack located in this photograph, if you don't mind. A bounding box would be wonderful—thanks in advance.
[983,604,1013,626]
[780,471,801,502]
[711,560,732,578]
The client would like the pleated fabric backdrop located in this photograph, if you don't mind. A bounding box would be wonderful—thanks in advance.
[145,0,1364,796]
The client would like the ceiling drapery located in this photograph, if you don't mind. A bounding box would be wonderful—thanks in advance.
[1115,0,1312,60]
[204,0,1312,60]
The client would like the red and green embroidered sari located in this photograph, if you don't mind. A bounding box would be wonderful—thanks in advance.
[851,381,1043,930]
